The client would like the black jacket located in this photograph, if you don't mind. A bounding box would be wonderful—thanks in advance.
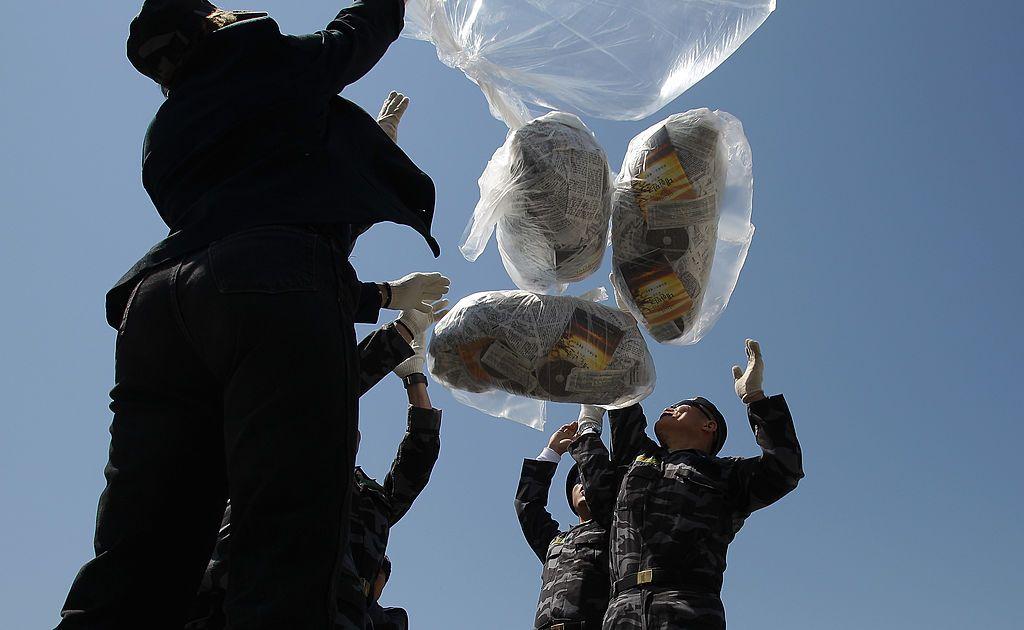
[107,0,439,327]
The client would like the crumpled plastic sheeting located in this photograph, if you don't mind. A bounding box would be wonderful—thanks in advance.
[428,290,656,429]
[461,112,613,294]
[404,0,776,127]
[610,108,754,345]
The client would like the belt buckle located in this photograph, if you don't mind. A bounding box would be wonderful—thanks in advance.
[636,569,654,585]
[551,625,565,630]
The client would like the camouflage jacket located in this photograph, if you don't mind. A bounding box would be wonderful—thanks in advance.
[337,405,441,614]
[185,323,422,629]
[357,323,416,396]
[368,603,409,630]
[569,395,803,597]
[515,459,611,628]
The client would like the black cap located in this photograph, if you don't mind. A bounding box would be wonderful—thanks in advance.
[127,1,266,86]
[565,463,582,515]
[672,396,728,456]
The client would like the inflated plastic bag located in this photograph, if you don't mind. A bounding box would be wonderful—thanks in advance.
[428,290,656,429]
[461,113,613,293]
[404,0,776,127]
[610,108,754,345]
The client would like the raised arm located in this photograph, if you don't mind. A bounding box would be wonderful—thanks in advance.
[567,406,618,527]
[357,323,414,396]
[514,457,561,562]
[380,301,446,525]
[608,404,659,468]
[291,0,408,96]
[728,395,803,515]
[727,340,804,515]
[380,403,441,525]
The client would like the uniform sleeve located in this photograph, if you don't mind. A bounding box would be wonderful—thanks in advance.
[354,281,384,324]
[381,406,442,525]
[566,433,617,528]
[291,0,406,97]
[608,404,660,468]
[728,394,804,516]
[187,504,233,628]
[357,323,415,396]
[514,459,561,562]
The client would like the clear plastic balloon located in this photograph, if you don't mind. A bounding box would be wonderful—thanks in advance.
[404,0,776,127]
[461,112,613,294]
[428,290,656,429]
[610,108,754,345]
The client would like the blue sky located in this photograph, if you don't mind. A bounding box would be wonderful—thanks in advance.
[2,1,1022,628]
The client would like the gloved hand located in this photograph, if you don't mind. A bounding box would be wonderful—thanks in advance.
[576,405,605,436]
[377,91,410,143]
[732,338,766,404]
[394,300,449,378]
[547,421,578,456]
[384,272,450,313]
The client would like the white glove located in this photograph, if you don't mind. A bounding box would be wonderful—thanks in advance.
[576,405,605,436]
[384,272,450,313]
[394,300,449,378]
[377,91,410,143]
[732,339,765,404]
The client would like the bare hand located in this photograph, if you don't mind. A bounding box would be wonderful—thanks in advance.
[547,421,578,455]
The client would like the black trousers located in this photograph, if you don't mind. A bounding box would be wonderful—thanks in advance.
[58,227,361,630]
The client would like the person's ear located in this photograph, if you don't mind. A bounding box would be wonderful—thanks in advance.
[704,420,717,434]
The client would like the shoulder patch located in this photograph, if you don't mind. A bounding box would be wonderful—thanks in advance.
[634,454,660,467]
[354,468,385,494]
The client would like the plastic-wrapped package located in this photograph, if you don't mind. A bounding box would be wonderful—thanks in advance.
[461,112,613,294]
[428,290,656,429]
[610,108,754,345]
[404,0,776,127]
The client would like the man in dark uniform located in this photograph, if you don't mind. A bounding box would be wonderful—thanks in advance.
[57,3,445,629]
[568,340,804,630]
[187,300,444,630]
[515,409,612,630]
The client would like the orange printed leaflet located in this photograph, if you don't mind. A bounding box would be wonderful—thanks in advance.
[630,126,698,214]
[618,253,693,328]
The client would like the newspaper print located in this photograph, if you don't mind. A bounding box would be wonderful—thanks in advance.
[429,291,654,407]
[610,110,727,343]
[490,113,613,291]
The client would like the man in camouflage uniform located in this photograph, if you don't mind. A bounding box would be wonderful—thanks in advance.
[515,409,612,630]
[187,301,445,630]
[365,556,410,630]
[568,340,804,630]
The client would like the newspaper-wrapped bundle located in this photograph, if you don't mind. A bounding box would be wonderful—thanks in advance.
[461,113,613,294]
[428,291,656,429]
[611,108,755,345]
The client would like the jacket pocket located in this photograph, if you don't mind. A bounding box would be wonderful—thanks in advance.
[209,226,319,294]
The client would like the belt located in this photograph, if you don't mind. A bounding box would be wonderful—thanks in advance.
[543,623,589,630]
[612,568,720,597]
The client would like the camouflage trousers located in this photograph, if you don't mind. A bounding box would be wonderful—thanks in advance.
[602,588,725,630]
